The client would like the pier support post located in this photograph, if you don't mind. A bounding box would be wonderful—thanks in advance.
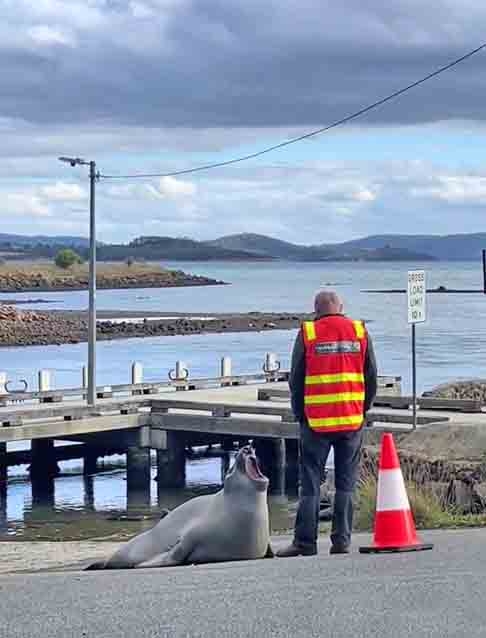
[156,432,186,489]
[126,446,151,507]
[83,474,95,510]
[254,438,286,496]
[285,439,299,495]
[30,439,60,480]
[0,442,6,487]
[83,447,98,475]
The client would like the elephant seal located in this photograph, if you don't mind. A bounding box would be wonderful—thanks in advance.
[86,445,272,569]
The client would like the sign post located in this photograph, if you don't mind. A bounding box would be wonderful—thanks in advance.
[407,270,426,429]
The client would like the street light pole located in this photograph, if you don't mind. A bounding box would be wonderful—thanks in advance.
[58,156,98,406]
[88,161,97,406]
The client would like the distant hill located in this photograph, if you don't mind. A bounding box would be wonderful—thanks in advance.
[3,231,486,262]
[326,233,486,261]
[0,233,90,249]
[207,233,435,261]
[96,236,270,262]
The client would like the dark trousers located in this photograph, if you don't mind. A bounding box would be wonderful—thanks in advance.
[294,422,363,550]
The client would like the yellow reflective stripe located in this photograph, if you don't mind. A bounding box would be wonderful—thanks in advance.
[305,372,364,385]
[303,321,316,342]
[304,392,365,405]
[353,320,365,339]
[308,415,363,427]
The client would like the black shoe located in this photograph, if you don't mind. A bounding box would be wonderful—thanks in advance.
[329,544,350,555]
[276,543,318,558]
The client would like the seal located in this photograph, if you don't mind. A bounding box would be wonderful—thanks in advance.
[85,445,273,569]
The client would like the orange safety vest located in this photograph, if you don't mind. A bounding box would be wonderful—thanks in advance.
[302,315,368,434]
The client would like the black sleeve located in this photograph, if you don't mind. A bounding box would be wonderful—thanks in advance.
[363,331,378,412]
[289,329,306,424]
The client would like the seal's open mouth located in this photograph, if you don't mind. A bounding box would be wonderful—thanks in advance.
[245,455,267,483]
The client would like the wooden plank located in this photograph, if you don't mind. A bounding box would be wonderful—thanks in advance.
[150,410,448,439]
[257,388,289,401]
[151,412,299,439]
[418,397,483,413]
[151,399,294,420]
[0,413,150,443]
[373,395,483,413]
[367,412,449,425]
[0,398,153,426]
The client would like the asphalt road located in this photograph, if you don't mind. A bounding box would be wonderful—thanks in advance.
[1,530,485,638]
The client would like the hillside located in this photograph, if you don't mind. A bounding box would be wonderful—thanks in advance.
[207,234,435,261]
[328,233,486,261]
[4,231,486,261]
[96,236,269,261]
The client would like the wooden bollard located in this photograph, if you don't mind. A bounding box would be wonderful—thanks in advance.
[38,369,62,404]
[263,352,280,381]
[169,361,191,391]
[0,372,7,396]
[220,356,232,386]
[131,361,143,395]
[0,372,7,406]
[38,369,51,392]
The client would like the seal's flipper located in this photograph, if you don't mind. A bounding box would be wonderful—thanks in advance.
[84,560,106,571]
[264,543,274,559]
[138,536,194,568]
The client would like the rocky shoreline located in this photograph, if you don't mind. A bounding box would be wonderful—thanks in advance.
[0,307,311,347]
[0,267,224,293]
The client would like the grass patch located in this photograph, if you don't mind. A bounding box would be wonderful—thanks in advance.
[354,477,486,531]
[0,260,168,277]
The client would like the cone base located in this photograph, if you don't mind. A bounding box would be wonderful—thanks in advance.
[359,542,433,554]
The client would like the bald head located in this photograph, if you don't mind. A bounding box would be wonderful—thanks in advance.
[314,290,343,317]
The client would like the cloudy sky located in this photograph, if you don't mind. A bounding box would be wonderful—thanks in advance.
[2,0,486,244]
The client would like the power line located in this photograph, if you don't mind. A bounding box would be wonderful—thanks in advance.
[100,42,486,181]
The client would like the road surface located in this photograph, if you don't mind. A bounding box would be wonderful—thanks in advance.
[1,530,485,637]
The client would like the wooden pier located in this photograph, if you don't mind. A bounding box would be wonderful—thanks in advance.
[1,359,484,508]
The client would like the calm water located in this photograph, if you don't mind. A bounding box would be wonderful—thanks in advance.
[1,260,485,538]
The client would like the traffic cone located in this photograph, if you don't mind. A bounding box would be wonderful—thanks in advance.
[359,433,433,554]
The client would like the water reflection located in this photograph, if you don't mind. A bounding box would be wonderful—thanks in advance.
[2,452,297,540]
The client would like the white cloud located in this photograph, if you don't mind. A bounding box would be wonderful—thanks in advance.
[41,182,86,201]
[27,25,75,47]
[106,176,196,201]
[352,189,377,202]
[130,2,156,19]
[410,175,486,204]
[156,176,196,198]
[4,192,50,217]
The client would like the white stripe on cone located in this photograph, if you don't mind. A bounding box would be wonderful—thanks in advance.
[376,469,411,512]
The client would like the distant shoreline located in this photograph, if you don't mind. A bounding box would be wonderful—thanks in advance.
[0,261,226,293]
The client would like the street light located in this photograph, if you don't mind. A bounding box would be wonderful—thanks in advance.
[58,156,98,406]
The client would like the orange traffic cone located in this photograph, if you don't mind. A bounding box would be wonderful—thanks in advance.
[359,433,433,554]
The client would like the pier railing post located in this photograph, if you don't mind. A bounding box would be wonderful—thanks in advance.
[220,356,232,386]
[131,362,143,395]
[263,352,281,382]
[0,372,6,396]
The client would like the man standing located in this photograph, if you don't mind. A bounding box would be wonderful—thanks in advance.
[277,291,377,557]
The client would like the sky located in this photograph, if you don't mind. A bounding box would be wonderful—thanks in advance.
[1,0,486,245]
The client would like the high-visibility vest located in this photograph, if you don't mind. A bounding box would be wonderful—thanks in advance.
[302,315,368,434]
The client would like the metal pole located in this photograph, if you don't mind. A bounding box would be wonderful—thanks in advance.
[412,322,417,430]
[482,249,486,294]
[88,161,97,406]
